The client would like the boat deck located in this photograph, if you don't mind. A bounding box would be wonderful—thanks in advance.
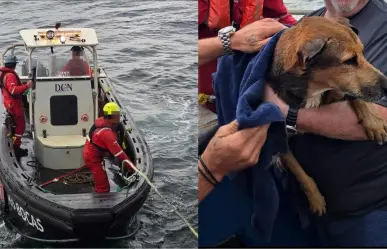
[19,122,131,195]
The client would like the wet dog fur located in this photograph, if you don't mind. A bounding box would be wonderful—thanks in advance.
[267,16,387,215]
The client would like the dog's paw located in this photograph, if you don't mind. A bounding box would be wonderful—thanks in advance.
[303,177,326,216]
[362,115,387,145]
[307,190,326,216]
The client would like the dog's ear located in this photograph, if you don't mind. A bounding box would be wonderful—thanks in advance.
[331,17,359,35]
[297,38,328,69]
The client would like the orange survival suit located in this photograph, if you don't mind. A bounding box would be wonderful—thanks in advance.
[83,117,134,193]
[198,0,297,113]
[62,59,90,76]
[0,67,31,151]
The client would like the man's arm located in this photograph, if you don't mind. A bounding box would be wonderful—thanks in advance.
[296,101,368,140]
[198,160,217,201]
[198,19,287,67]
[101,130,134,169]
[265,85,386,140]
[295,101,387,140]
[4,74,31,95]
[198,37,224,67]
[198,121,269,202]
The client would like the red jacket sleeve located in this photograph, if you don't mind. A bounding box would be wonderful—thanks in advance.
[99,129,135,170]
[4,73,30,95]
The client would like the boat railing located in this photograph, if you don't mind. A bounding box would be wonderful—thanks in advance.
[0,43,25,67]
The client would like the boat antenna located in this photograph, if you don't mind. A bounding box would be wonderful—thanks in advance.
[122,159,198,239]
[49,23,61,54]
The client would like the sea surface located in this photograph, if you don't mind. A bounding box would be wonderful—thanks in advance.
[0,0,325,248]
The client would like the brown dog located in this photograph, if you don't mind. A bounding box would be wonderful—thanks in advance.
[267,16,387,215]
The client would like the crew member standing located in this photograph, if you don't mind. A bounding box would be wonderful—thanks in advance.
[0,55,32,158]
[83,102,135,193]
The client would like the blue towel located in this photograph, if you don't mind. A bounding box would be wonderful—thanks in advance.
[212,29,291,241]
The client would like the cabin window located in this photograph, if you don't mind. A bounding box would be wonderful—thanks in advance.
[50,95,78,126]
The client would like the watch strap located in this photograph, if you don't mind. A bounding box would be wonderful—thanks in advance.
[286,106,298,127]
[218,28,235,55]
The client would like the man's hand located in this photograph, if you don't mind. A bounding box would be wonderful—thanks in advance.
[264,85,289,117]
[200,120,270,182]
[25,80,33,88]
[231,18,288,53]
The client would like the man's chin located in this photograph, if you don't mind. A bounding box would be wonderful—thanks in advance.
[331,0,360,13]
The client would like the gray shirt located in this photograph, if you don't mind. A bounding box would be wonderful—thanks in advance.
[290,0,387,216]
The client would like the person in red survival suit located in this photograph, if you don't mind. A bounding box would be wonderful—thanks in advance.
[83,102,135,193]
[61,46,91,76]
[198,0,297,113]
[0,55,32,158]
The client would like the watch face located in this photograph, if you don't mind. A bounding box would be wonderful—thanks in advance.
[221,26,234,34]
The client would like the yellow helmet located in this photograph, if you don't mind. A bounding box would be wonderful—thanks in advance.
[103,102,121,116]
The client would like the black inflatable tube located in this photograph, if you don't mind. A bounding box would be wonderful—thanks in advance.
[0,153,151,237]
[0,172,74,235]
[112,184,150,225]
[198,125,219,156]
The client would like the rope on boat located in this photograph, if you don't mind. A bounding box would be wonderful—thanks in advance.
[39,166,87,188]
[62,171,93,185]
[122,160,199,239]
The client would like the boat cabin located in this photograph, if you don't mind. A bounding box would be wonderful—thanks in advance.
[1,28,100,170]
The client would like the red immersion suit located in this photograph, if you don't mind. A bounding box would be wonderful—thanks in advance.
[62,59,90,76]
[83,117,134,193]
[0,67,31,149]
[198,0,297,113]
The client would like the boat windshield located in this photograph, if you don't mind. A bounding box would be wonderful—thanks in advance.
[17,46,93,78]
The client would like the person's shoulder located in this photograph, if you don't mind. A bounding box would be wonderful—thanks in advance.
[357,0,387,23]
[296,7,326,23]
[369,0,387,14]
[359,0,387,36]
[4,72,17,82]
[305,7,326,17]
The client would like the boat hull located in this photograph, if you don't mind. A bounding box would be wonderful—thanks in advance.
[0,165,150,241]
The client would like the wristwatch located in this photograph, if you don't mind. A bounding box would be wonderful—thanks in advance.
[218,26,236,55]
[286,106,299,128]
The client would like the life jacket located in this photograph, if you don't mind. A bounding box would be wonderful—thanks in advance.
[88,124,113,153]
[199,0,297,31]
[88,123,124,153]
[199,0,264,30]
[0,67,22,99]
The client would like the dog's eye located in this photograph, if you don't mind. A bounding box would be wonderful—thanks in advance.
[343,56,358,66]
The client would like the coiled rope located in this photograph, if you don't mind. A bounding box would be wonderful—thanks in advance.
[122,160,198,239]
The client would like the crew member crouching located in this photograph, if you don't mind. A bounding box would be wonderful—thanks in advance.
[83,102,135,193]
[0,55,32,158]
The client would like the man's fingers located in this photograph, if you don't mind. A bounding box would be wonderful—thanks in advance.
[250,128,269,164]
[216,120,239,137]
[227,124,269,163]
[244,124,270,152]
[239,124,270,164]
[259,18,277,23]
[257,37,271,49]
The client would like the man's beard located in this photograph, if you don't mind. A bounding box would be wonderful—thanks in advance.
[331,0,360,13]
